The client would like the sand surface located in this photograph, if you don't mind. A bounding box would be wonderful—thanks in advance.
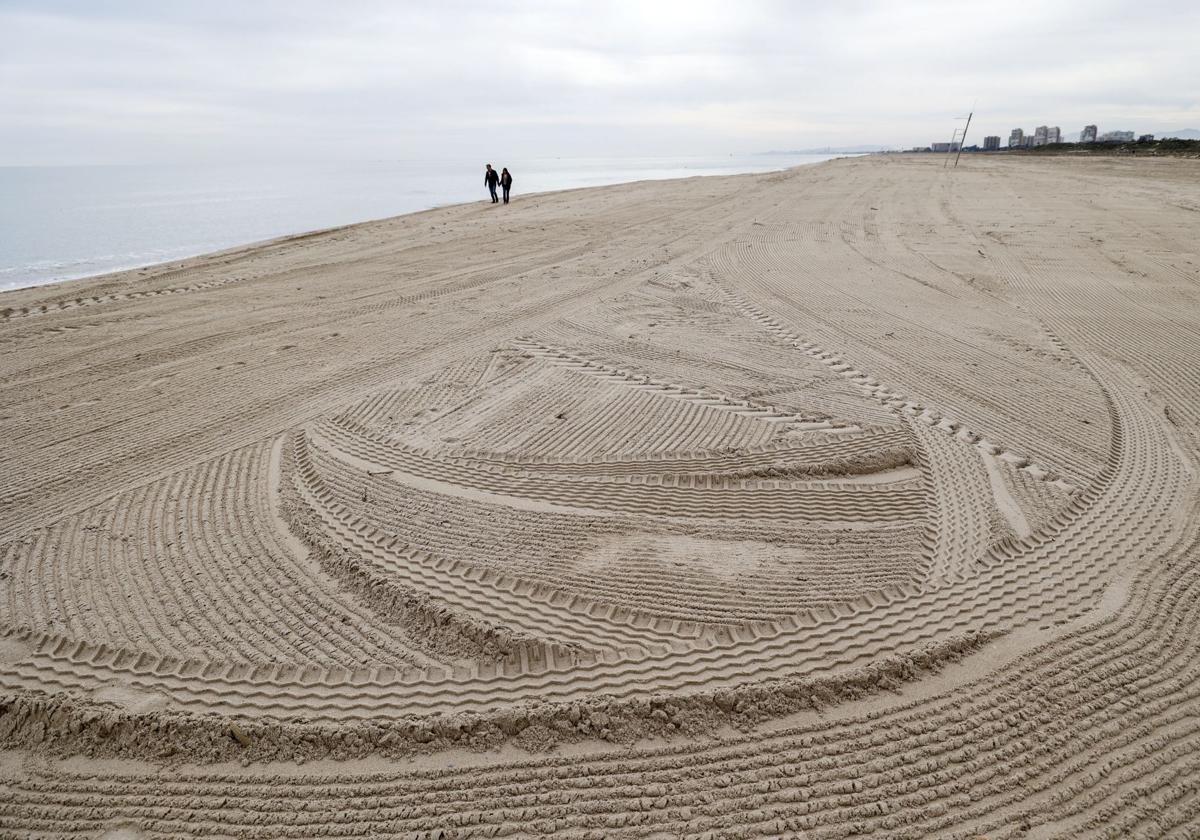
[1,154,1199,837]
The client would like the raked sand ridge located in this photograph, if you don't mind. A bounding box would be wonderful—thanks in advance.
[1,153,1199,837]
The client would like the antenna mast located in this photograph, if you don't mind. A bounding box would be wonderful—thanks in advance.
[954,109,974,168]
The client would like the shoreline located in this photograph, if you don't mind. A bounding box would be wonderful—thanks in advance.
[0,171,755,308]
[1,154,851,296]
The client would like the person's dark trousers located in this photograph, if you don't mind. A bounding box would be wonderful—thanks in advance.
[502,187,510,203]
[489,187,498,203]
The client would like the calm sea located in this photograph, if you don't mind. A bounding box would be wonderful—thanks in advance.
[0,154,845,292]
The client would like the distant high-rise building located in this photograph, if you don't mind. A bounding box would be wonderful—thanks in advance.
[1138,134,1155,143]
[1080,125,1098,143]
[1009,128,1025,148]
[1033,125,1049,147]
[983,135,1001,151]
[1046,126,1061,144]
[931,142,961,153]
[1099,130,1135,143]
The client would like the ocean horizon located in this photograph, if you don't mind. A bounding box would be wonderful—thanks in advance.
[0,153,846,292]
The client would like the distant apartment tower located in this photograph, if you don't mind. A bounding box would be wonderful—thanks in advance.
[1009,128,1025,148]
[1080,124,1098,143]
[1099,130,1135,142]
[983,135,1001,151]
[931,141,961,153]
[1033,125,1049,147]
[1046,126,1061,144]
[1138,134,1155,142]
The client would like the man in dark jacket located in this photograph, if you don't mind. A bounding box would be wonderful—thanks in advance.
[484,164,500,203]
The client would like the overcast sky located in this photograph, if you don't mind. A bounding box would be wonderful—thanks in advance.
[2,0,1197,165]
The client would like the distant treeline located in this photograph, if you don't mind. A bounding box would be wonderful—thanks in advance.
[1006,138,1200,158]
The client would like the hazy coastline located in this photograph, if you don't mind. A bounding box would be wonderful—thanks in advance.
[0,153,845,292]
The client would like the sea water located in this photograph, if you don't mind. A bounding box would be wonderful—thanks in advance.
[0,154,844,291]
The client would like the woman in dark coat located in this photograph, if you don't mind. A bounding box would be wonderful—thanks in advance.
[500,167,513,204]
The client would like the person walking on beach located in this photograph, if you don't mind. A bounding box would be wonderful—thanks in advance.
[500,167,513,204]
[484,164,500,203]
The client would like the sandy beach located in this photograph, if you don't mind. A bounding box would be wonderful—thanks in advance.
[2,153,1199,836]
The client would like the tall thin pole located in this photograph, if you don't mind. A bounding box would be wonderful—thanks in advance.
[954,110,974,168]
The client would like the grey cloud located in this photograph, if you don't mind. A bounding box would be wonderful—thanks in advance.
[0,0,1196,164]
